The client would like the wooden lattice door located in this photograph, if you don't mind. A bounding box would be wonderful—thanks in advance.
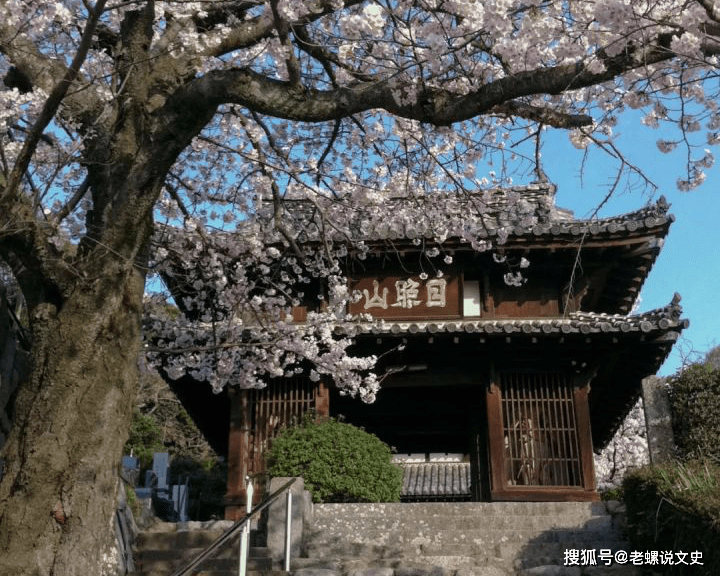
[247,377,321,478]
[486,371,597,501]
[225,377,329,519]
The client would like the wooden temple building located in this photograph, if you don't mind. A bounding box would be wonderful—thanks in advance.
[161,184,687,519]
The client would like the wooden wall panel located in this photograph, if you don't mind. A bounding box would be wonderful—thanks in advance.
[491,285,561,318]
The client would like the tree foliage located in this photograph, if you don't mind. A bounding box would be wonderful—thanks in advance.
[669,356,720,463]
[267,418,403,503]
[620,351,720,574]
[2,0,720,573]
[124,410,165,469]
[702,344,720,370]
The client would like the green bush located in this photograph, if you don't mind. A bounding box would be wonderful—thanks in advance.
[124,484,140,517]
[623,461,720,575]
[669,364,720,462]
[266,418,403,503]
[124,410,165,468]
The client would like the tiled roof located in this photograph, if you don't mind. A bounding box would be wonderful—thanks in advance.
[399,462,472,499]
[359,196,671,243]
[336,295,687,338]
[266,184,673,245]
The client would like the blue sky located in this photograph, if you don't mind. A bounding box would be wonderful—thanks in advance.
[540,118,720,375]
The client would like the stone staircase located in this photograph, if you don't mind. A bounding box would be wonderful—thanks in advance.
[133,502,641,576]
[134,520,276,576]
[297,501,641,576]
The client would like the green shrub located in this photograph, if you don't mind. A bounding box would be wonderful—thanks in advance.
[623,461,720,575]
[600,486,623,502]
[125,484,141,518]
[124,410,165,468]
[669,364,720,462]
[266,418,403,503]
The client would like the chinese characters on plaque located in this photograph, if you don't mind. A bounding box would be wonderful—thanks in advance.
[349,276,460,318]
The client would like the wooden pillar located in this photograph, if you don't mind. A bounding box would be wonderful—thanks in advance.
[485,369,506,497]
[225,388,251,520]
[573,384,597,493]
[470,386,491,502]
[482,272,495,317]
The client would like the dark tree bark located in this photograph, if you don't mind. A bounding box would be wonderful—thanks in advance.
[0,5,209,571]
[0,267,144,575]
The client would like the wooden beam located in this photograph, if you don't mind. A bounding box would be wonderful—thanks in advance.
[486,364,506,496]
[573,384,597,493]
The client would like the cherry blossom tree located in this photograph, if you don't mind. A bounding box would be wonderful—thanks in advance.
[2,1,720,574]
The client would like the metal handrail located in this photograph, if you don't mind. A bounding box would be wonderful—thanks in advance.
[168,477,297,576]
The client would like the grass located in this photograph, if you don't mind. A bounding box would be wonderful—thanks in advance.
[623,460,720,575]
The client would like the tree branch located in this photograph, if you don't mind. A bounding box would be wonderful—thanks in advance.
[53,176,91,225]
[698,0,720,24]
[292,25,375,84]
[269,0,301,88]
[191,1,258,33]
[0,7,106,127]
[174,31,686,128]
[202,0,366,57]
[491,102,593,129]
[236,112,304,259]
[2,0,107,203]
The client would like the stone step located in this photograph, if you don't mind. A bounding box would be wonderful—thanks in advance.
[303,502,631,576]
[310,513,616,533]
[306,539,628,562]
[292,556,493,574]
[312,502,611,520]
[136,530,240,549]
[136,555,272,574]
[142,570,280,576]
[135,521,270,576]
[518,566,642,576]
[306,527,623,548]
[137,526,266,550]
[290,554,641,576]
[496,542,632,566]
[146,520,238,532]
[137,546,269,561]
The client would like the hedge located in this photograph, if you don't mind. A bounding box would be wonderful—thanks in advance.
[266,418,403,503]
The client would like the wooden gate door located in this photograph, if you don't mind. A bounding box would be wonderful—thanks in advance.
[486,372,597,501]
[225,377,329,519]
[247,377,326,478]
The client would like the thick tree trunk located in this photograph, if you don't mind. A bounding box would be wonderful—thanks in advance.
[0,264,145,576]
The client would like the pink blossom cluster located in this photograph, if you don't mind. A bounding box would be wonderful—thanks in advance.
[2,0,718,396]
